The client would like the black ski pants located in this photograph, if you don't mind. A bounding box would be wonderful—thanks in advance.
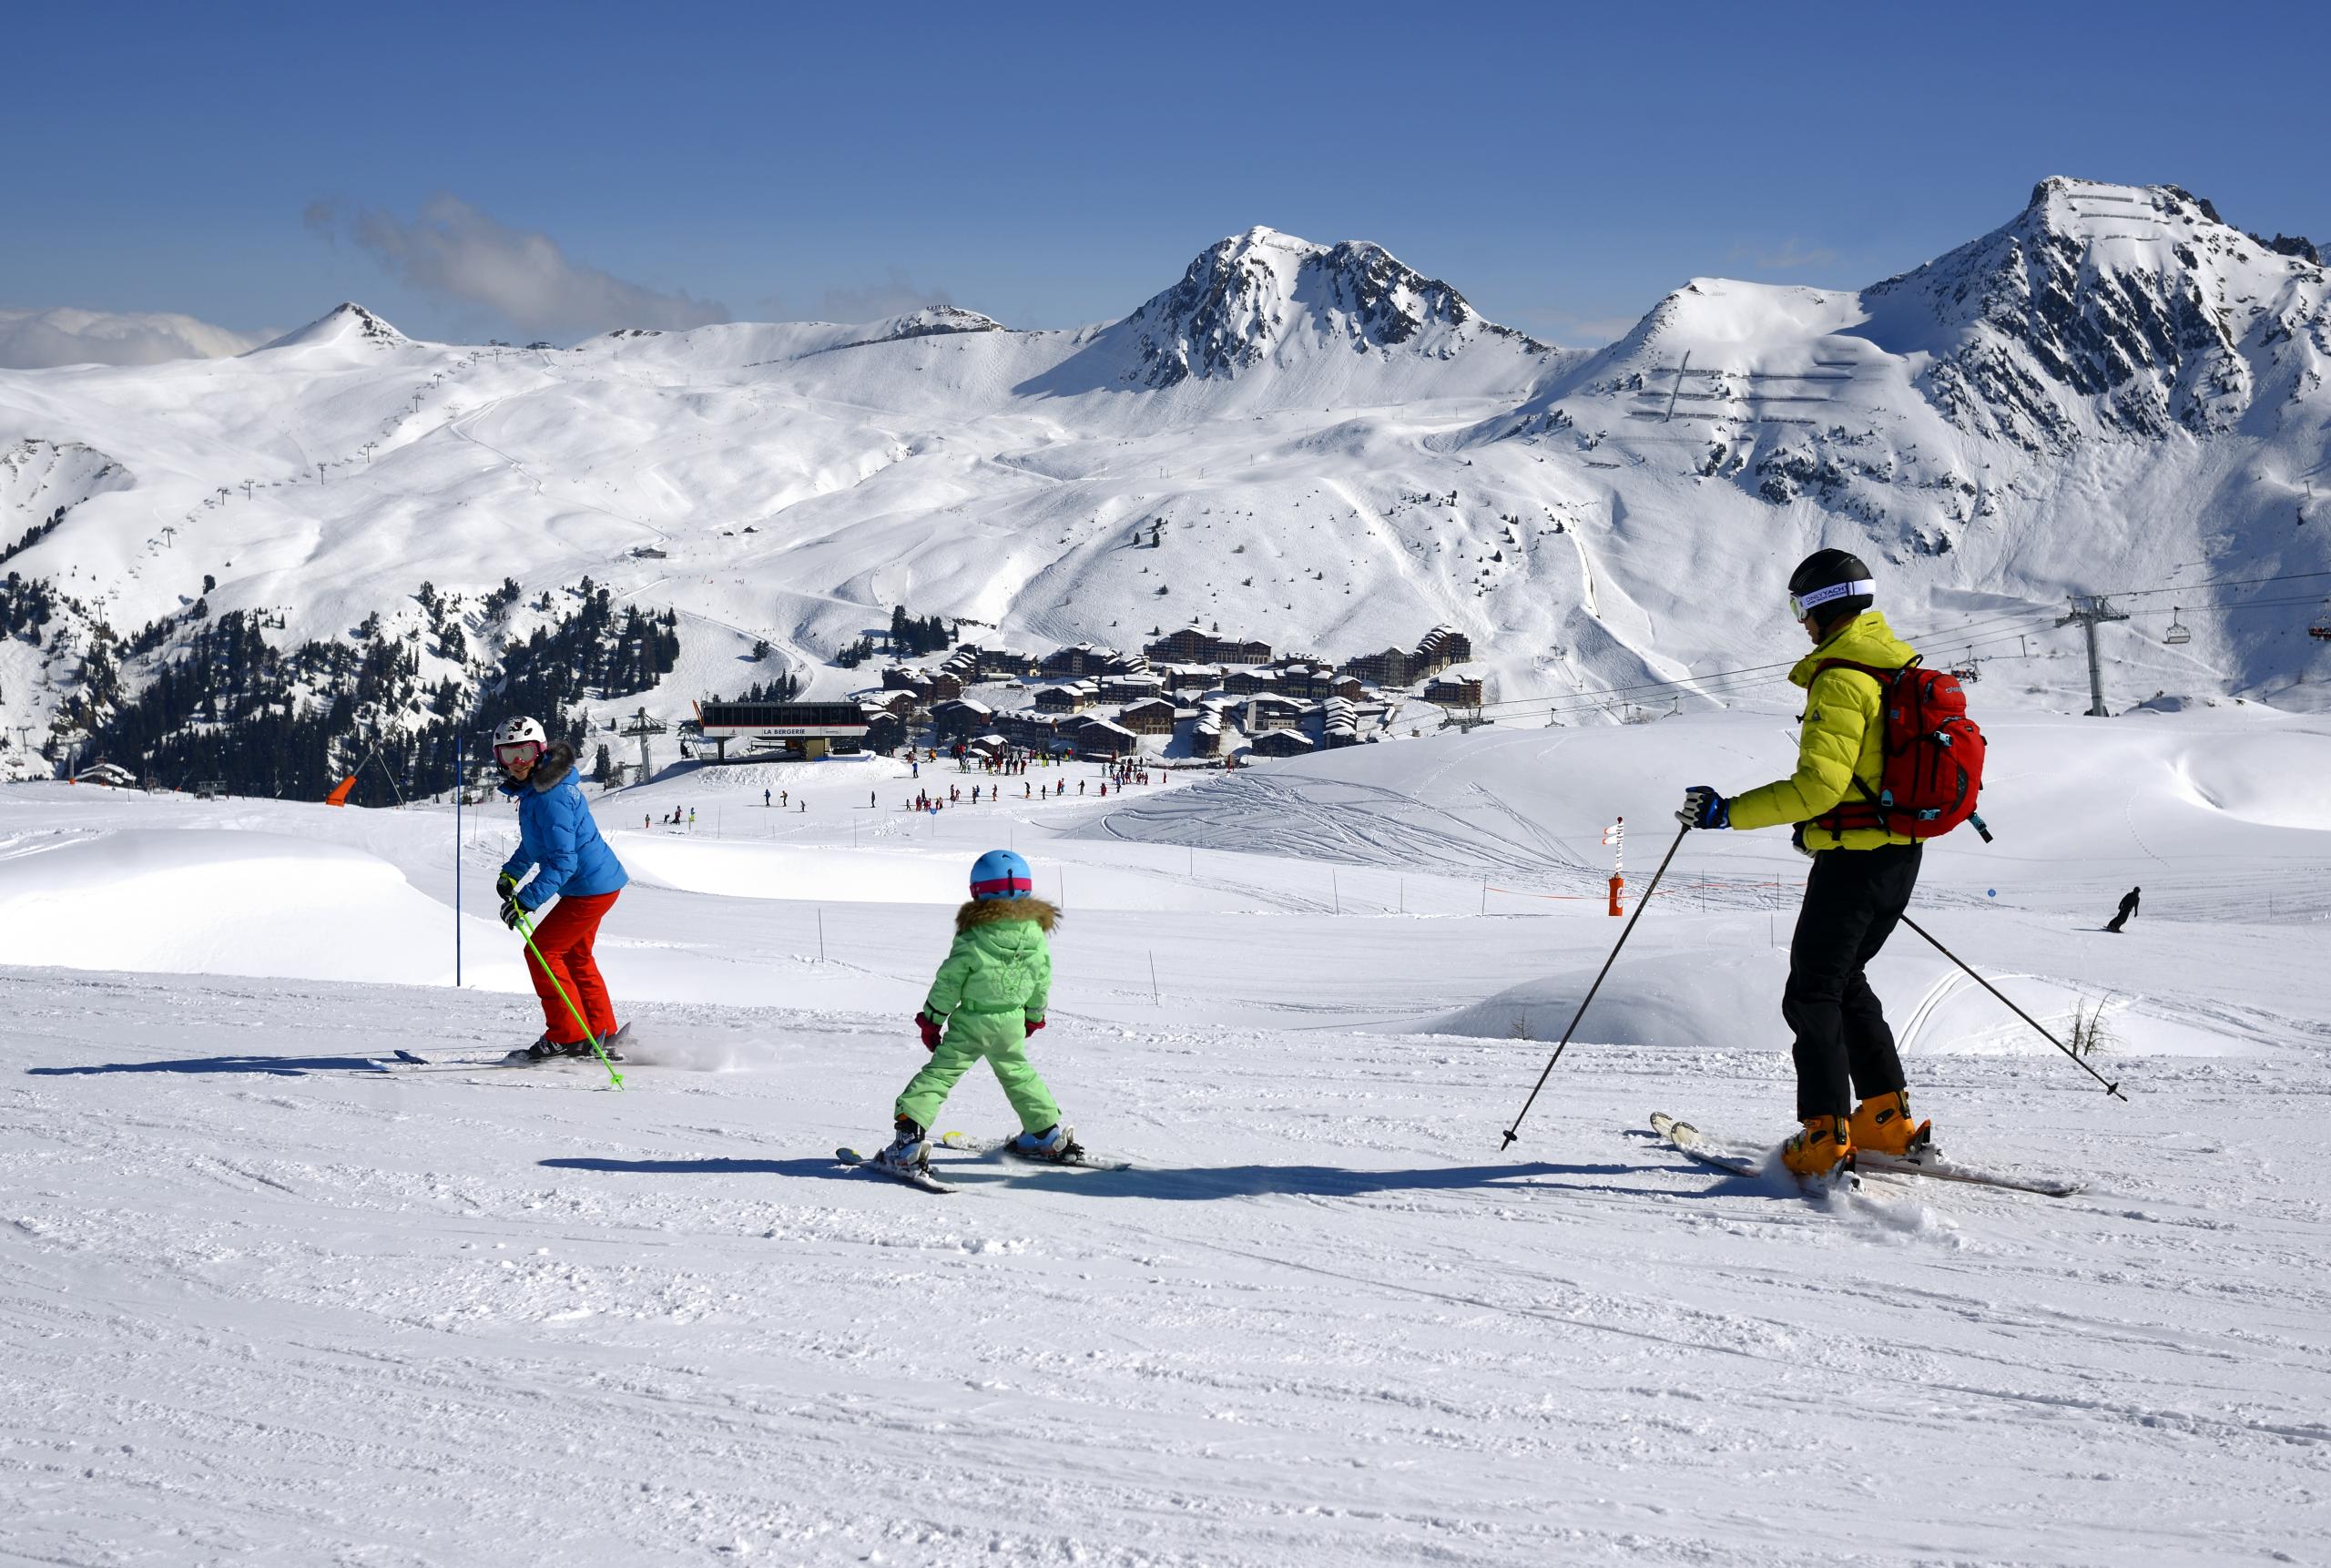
[1784,842,1921,1121]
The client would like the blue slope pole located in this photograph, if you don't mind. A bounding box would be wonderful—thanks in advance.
[454,736,463,988]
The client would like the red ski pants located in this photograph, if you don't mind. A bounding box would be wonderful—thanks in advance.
[524,891,621,1044]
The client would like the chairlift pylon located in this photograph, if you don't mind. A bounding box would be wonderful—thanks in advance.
[2163,608,2191,646]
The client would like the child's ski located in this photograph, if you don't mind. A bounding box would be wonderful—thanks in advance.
[939,1131,1135,1171]
[835,1147,957,1194]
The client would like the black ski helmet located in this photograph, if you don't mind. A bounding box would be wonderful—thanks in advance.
[1786,548,1874,627]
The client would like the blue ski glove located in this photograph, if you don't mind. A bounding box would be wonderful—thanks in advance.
[1677,785,1729,830]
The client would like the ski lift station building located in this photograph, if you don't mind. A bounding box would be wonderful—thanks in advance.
[693,700,871,759]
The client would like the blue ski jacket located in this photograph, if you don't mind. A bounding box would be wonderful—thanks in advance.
[498,744,627,908]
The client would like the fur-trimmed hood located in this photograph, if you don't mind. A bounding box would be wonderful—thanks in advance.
[496,739,577,798]
[955,896,1059,935]
[528,741,577,791]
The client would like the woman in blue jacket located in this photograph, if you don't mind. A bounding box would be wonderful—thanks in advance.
[492,717,630,1063]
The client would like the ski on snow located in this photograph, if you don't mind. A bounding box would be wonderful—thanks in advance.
[1650,1112,1858,1193]
[834,1147,957,1194]
[1851,1145,2085,1197]
[832,1132,1133,1194]
[365,1050,531,1072]
[364,1050,626,1074]
[937,1131,1135,1171]
[1649,1112,2082,1198]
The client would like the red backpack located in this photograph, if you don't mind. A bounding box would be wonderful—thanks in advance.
[1812,657,1992,842]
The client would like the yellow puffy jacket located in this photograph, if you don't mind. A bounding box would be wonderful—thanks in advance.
[1726,611,1921,851]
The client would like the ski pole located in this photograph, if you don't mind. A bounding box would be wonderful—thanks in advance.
[514,910,624,1089]
[1898,915,2126,1100]
[1500,822,1689,1150]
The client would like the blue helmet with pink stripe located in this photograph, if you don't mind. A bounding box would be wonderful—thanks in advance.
[970,849,1033,901]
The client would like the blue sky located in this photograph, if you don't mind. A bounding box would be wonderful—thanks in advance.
[5,0,2325,353]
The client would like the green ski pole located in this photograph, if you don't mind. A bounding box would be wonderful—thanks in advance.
[514,908,624,1089]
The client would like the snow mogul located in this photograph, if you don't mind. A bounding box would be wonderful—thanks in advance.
[1674,550,1965,1177]
[491,716,631,1064]
[877,850,1076,1174]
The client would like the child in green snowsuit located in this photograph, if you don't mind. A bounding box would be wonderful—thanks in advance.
[878,849,1077,1172]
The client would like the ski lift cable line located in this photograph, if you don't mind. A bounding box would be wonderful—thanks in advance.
[1476,632,2030,718]
[1472,617,2097,722]
[1470,611,2060,718]
[2098,567,2331,599]
[2117,593,2331,616]
[1481,593,2328,725]
[1920,595,2331,628]
[1473,584,2331,725]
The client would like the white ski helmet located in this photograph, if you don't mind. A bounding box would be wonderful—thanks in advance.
[492,715,547,767]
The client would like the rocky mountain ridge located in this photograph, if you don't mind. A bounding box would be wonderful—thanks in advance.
[1,179,2324,788]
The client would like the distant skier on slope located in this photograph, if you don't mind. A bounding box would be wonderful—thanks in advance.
[875,850,1079,1176]
[491,717,631,1064]
[1674,551,1935,1177]
[2104,886,2140,933]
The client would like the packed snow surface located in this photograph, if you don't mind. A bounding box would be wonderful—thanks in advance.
[7,707,2330,1563]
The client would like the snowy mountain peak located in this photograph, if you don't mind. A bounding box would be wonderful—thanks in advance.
[254,302,409,355]
[1112,227,1534,388]
[1860,177,2329,443]
[868,305,1006,342]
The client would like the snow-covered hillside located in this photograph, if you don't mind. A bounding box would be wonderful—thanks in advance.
[0,181,2326,785]
[5,708,2329,1563]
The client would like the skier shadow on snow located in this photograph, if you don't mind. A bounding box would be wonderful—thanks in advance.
[952,1158,1680,1201]
[543,1156,860,1182]
[29,1054,401,1078]
[549,1155,1679,1197]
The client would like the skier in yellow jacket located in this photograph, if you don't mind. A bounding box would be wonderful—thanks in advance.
[1676,549,1933,1176]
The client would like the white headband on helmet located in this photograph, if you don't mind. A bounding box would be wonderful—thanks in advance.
[1789,579,1875,617]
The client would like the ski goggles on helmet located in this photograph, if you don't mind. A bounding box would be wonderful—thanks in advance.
[494,740,544,769]
[1788,579,1875,621]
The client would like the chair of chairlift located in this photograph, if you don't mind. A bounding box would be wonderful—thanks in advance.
[2311,599,2331,642]
[2164,608,2191,646]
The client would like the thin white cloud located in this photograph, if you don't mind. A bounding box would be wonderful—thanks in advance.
[1512,306,1641,348]
[1732,239,1839,270]
[316,194,730,338]
[815,270,954,323]
[0,307,275,370]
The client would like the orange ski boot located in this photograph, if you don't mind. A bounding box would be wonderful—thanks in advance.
[1850,1090,1931,1157]
[1781,1115,1854,1177]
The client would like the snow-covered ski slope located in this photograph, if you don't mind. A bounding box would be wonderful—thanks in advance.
[3,179,2326,780]
[6,704,2329,1563]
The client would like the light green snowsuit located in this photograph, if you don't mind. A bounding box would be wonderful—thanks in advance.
[895,898,1060,1134]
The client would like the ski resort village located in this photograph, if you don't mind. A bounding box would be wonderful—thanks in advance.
[5,9,2331,1564]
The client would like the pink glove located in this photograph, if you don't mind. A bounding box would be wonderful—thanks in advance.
[916,1012,944,1052]
[1024,1016,1045,1037]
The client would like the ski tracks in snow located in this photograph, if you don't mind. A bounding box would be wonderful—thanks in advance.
[5,969,2330,1564]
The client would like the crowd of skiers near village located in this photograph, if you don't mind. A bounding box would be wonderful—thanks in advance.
[636,758,1165,831]
[482,549,2135,1180]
